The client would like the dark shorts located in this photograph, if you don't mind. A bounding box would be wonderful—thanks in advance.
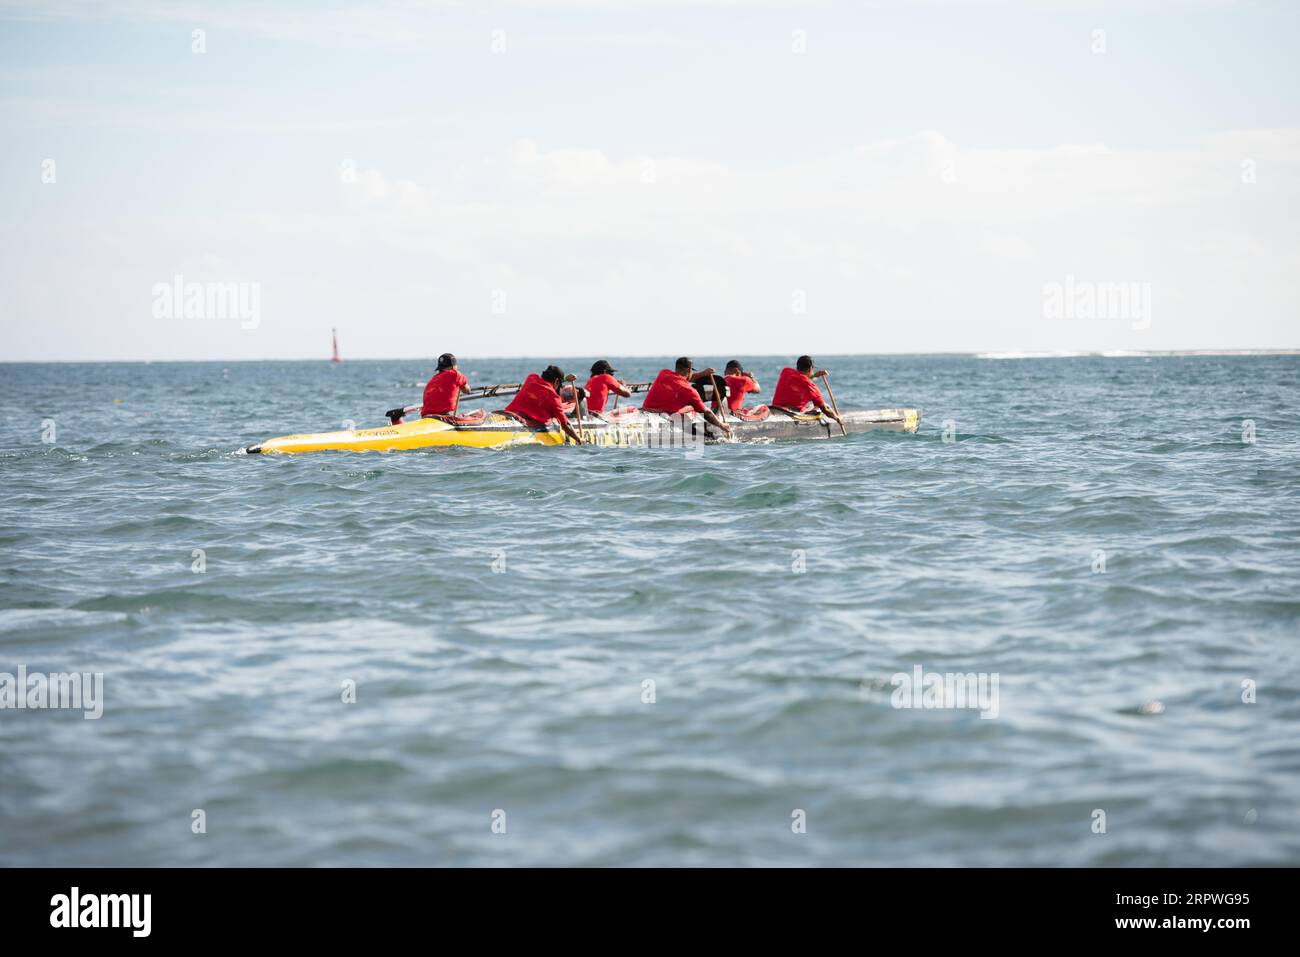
[693,374,728,406]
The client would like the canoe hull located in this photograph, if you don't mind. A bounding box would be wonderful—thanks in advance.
[246,408,921,454]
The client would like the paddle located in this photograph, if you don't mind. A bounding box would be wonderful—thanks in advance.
[566,375,585,445]
[385,381,525,422]
[608,379,650,413]
[453,382,527,403]
[386,381,653,424]
[821,372,847,436]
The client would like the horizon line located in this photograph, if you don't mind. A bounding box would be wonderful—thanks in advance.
[3,348,1300,365]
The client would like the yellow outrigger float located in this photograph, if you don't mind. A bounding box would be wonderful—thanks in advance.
[246,405,921,454]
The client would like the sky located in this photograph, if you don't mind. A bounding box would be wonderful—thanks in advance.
[1,0,1297,361]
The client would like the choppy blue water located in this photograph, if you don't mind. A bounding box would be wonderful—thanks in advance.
[1,354,1298,866]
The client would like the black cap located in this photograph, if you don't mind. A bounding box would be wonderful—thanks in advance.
[675,356,693,374]
[437,352,456,371]
[541,365,565,385]
[591,359,616,376]
[725,360,743,374]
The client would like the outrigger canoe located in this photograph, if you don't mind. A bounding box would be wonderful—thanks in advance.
[246,404,921,454]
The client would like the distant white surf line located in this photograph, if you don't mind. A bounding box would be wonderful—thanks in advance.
[977,349,1300,359]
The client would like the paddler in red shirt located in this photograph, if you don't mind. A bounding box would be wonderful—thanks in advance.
[641,357,732,435]
[723,360,761,412]
[770,355,844,426]
[504,365,586,444]
[421,353,472,418]
[584,359,632,415]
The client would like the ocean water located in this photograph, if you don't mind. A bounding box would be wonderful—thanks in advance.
[1,354,1297,867]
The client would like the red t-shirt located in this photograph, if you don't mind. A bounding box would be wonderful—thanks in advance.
[770,367,824,411]
[585,373,622,414]
[421,368,468,416]
[505,374,570,426]
[724,374,760,411]
[642,369,705,414]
